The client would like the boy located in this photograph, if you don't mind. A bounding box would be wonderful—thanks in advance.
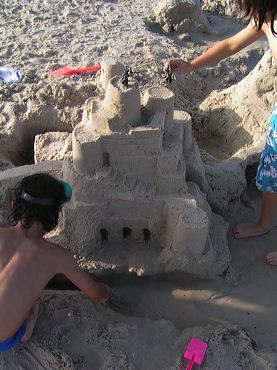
[164,0,277,265]
[0,173,109,351]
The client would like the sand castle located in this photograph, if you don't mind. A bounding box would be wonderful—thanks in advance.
[58,59,231,277]
[3,1,277,368]
[0,59,231,278]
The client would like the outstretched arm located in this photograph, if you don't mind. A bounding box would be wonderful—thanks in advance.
[164,21,264,73]
[57,250,109,304]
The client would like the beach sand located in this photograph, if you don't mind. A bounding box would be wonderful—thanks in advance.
[1,0,277,369]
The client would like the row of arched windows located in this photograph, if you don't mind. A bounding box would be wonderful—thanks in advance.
[99,228,152,244]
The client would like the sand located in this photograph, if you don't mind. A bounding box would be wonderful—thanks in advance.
[0,291,272,370]
[1,0,277,369]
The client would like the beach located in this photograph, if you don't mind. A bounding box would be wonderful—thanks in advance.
[1,0,277,369]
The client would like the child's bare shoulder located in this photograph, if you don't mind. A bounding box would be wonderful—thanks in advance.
[43,240,78,276]
[43,240,66,255]
[43,240,73,265]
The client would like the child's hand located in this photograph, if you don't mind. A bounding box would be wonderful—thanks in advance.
[163,59,194,74]
[97,283,110,304]
[104,288,133,315]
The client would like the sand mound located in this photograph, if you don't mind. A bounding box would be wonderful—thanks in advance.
[186,51,277,213]
[148,0,214,34]
[197,51,276,160]
[0,82,97,168]
[0,291,272,370]
[201,0,238,17]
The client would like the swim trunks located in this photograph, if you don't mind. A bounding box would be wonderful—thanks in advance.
[256,102,277,192]
[0,320,27,352]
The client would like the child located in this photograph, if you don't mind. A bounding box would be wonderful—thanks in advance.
[0,173,109,352]
[164,0,277,265]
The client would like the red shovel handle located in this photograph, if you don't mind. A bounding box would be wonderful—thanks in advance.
[71,65,101,74]
[185,353,196,370]
[51,65,101,78]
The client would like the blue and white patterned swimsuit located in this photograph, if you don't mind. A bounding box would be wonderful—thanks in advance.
[256,102,277,192]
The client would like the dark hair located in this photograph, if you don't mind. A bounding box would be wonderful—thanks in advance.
[238,0,277,35]
[8,173,67,233]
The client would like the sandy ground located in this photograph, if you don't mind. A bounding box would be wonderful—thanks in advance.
[1,0,277,369]
[110,186,277,349]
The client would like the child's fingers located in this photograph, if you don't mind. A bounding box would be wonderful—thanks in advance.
[164,59,180,71]
[163,61,171,72]
[97,283,110,304]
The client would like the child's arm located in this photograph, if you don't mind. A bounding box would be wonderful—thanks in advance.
[164,21,264,73]
[57,249,109,304]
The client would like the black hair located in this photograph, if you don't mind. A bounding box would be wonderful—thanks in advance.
[238,0,277,35]
[8,173,67,233]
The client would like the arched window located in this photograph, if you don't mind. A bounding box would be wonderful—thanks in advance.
[100,228,108,244]
[103,152,110,167]
[122,227,132,239]
[143,228,151,243]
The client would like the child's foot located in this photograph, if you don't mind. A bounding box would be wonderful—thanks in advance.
[232,223,270,239]
[267,251,277,266]
[21,302,39,343]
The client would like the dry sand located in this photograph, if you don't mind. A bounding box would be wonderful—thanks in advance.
[1,0,277,369]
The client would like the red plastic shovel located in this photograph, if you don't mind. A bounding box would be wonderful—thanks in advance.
[51,65,101,78]
[183,338,208,370]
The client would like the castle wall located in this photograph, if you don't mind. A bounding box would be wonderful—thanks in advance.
[63,199,165,254]
[160,196,210,273]
[110,155,157,181]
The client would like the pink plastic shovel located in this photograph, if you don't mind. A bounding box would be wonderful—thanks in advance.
[183,338,208,370]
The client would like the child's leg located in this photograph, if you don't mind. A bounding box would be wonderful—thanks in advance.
[21,301,39,343]
[233,102,277,239]
[233,192,277,239]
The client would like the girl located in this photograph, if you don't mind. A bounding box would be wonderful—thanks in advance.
[0,174,109,351]
[164,1,277,264]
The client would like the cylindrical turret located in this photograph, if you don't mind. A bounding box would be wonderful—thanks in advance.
[102,76,141,131]
[99,58,125,90]
[142,87,174,136]
[72,124,103,175]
